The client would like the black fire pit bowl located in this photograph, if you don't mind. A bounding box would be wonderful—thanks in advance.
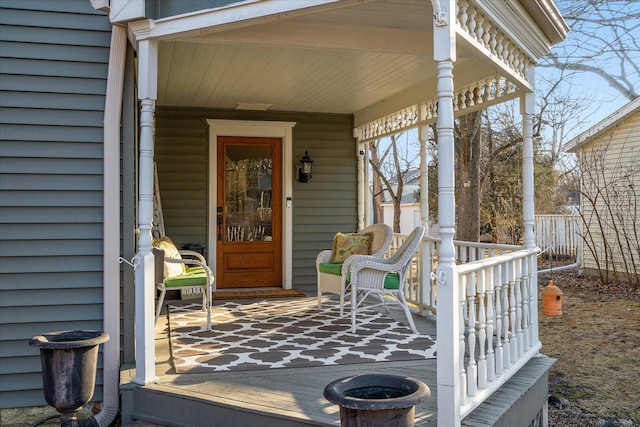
[324,373,431,427]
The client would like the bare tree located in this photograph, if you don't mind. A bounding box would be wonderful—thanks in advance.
[368,132,419,233]
[540,0,640,101]
[369,142,384,224]
[455,111,482,242]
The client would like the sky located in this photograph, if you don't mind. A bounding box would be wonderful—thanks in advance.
[536,0,640,141]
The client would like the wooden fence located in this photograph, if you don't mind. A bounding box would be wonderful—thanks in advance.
[534,214,580,259]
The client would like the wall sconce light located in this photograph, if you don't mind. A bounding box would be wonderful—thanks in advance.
[298,151,314,183]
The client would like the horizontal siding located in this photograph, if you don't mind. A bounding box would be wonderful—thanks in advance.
[578,114,640,276]
[155,108,357,287]
[0,0,111,409]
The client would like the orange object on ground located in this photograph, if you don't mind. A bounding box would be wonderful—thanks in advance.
[542,280,563,316]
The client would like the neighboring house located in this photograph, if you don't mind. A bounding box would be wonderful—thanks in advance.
[381,168,422,234]
[564,97,640,282]
[0,1,568,426]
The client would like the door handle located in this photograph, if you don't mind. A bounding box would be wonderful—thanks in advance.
[217,215,223,241]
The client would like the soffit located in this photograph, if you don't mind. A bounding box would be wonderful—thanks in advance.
[151,0,535,117]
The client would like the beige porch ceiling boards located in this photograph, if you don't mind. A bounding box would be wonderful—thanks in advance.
[155,0,445,115]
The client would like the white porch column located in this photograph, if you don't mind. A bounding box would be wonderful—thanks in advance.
[433,0,461,425]
[521,68,539,345]
[133,36,158,385]
[357,141,366,230]
[522,68,536,250]
[418,124,429,232]
[418,124,430,310]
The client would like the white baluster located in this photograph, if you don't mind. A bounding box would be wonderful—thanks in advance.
[502,263,511,369]
[459,0,469,32]
[467,6,477,39]
[494,263,503,376]
[482,20,491,49]
[460,278,467,404]
[467,272,477,397]
[495,33,504,60]
[509,261,518,365]
[489,28,498,56]
[477,269,488,390]
[515,258,523,357]
[475,14,485,42]
[486,266,496,382]
[521,258,530,351]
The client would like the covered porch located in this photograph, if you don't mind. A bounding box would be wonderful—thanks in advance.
[122,276,553,426]
[121,236,552,425]
[107,0,568,425]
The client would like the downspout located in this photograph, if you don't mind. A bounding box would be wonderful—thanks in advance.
[538,246,582,275]
[85,23,127,427]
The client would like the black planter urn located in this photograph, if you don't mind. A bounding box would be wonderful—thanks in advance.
[324,374,431,427]
[29,330,109,427]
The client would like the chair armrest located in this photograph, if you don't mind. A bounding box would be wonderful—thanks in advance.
[179,250,207,264]
[164,257,215,286]
[316,250,333,267]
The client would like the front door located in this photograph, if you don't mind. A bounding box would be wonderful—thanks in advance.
[216,136,282,288]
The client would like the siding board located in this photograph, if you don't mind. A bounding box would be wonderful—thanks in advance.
[0,272,103,291]
[0,124,103,142]
[1,41,109,63]
[0,0,111,409]
[0,141,103,158]
[0,74,108,95]
[1,91,106,110]
[0,25,110,47]
[0,174,103,191]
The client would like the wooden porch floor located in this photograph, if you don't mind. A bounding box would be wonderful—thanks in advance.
[121,285,554,426]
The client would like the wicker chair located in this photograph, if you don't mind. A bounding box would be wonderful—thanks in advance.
[316,223,393,315]
[347,226,425,333]
[153,237,215,329]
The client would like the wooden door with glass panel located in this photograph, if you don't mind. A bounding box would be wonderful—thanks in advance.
[216,136,282,288]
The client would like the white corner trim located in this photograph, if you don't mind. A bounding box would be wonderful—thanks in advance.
[206,119,296,289]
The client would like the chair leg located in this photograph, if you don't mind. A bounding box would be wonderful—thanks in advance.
[350,287,358,333]
[204,284,211,330]
[396,291,418,334]
[317,291,323,310]
[155,286,166,324]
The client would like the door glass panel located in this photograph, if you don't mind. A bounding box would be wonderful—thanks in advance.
[224,145,273,242]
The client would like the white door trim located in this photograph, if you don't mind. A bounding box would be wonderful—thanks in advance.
[206,119,295,289]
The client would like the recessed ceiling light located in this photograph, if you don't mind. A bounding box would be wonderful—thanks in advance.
[235,103,273,111]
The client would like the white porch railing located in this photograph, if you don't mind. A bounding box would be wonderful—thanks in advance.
[390,234,520,314]
[389,234,540,420]
[456,247,540,417]
[535,214,580,259]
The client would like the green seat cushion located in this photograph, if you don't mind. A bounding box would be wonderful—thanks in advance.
[164,268,208,288]
[383,273,401,289]
[318,262,343,275]
[318,262,400,289]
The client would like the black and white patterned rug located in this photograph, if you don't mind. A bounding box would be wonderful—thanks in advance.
[168,297,436,373]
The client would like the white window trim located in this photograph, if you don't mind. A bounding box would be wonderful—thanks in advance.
[206,119,295,289]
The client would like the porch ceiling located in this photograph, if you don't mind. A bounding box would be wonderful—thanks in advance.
[155,0,491,119]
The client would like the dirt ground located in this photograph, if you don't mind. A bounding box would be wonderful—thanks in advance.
[537,268,640,426]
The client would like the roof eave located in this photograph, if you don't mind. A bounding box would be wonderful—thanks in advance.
[564,97,640,153]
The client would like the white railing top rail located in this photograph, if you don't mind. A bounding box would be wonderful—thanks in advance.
[456,247,539,274]
[423,234,522,252]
